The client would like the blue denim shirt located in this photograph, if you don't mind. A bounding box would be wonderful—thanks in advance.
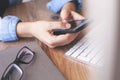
[0,0,82,42]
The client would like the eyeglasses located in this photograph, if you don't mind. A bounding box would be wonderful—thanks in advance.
[1,46,35,80]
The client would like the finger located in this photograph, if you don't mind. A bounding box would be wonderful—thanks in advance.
[49,21,71,30]
[71,11,85,20]
[50,33,78,47]
[60,9,71,22]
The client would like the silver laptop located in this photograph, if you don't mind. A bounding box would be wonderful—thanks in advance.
[65,0,119,80]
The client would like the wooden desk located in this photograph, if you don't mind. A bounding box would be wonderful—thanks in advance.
[40,36,92,80]
[0,0,94,80]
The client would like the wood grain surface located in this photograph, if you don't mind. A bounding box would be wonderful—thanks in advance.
[0,0,95,80]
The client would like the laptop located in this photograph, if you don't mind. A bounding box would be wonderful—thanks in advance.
[65,22,104,68]
[65,0,119,80]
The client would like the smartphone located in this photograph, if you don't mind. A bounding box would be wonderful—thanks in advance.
[53,19,89,35]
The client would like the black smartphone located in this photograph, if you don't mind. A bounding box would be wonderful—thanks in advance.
[53,19,89,35]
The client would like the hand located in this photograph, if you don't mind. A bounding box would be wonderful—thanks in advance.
[17,21,78,48]
[60,2,84,22]
[59,2,85,47]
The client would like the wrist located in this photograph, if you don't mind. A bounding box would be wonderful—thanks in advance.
[16,22,33,38]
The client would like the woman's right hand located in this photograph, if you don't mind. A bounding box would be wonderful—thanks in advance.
[17,21,78,48]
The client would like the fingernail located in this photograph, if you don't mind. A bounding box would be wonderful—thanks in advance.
[65,23,71,29]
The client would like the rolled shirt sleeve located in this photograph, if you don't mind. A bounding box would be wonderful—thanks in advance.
[0,16,21,42]
[46,0,82,13]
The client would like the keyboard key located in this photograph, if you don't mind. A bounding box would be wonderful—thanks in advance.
[90,51,103,64]
[65,26,104,67]
[65,38,87,56]
[70,39,92,58]
[80,40,96,57]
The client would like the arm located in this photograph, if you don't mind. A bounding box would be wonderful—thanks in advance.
[0,0,31,42]
[47,0,82,13]
[0,16,20,42]
[0,15,73,48]
[16,21,72,48]
[0,0,82,48]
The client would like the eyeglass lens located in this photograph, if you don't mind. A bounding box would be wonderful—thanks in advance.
[2,64,23,80]
[1,46,34,80]
[17,47,34,64]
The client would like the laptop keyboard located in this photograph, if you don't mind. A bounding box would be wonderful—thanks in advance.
[65,27,104,67]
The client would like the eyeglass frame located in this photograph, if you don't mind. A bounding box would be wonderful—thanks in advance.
[1,46,35,80]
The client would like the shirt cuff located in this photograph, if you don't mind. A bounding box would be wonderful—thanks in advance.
[0,16,21,42]
[47,0,73,13]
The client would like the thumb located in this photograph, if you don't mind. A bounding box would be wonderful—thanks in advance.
[49,22,71,30]
[60,9,71,22]
[71,11,85,20]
